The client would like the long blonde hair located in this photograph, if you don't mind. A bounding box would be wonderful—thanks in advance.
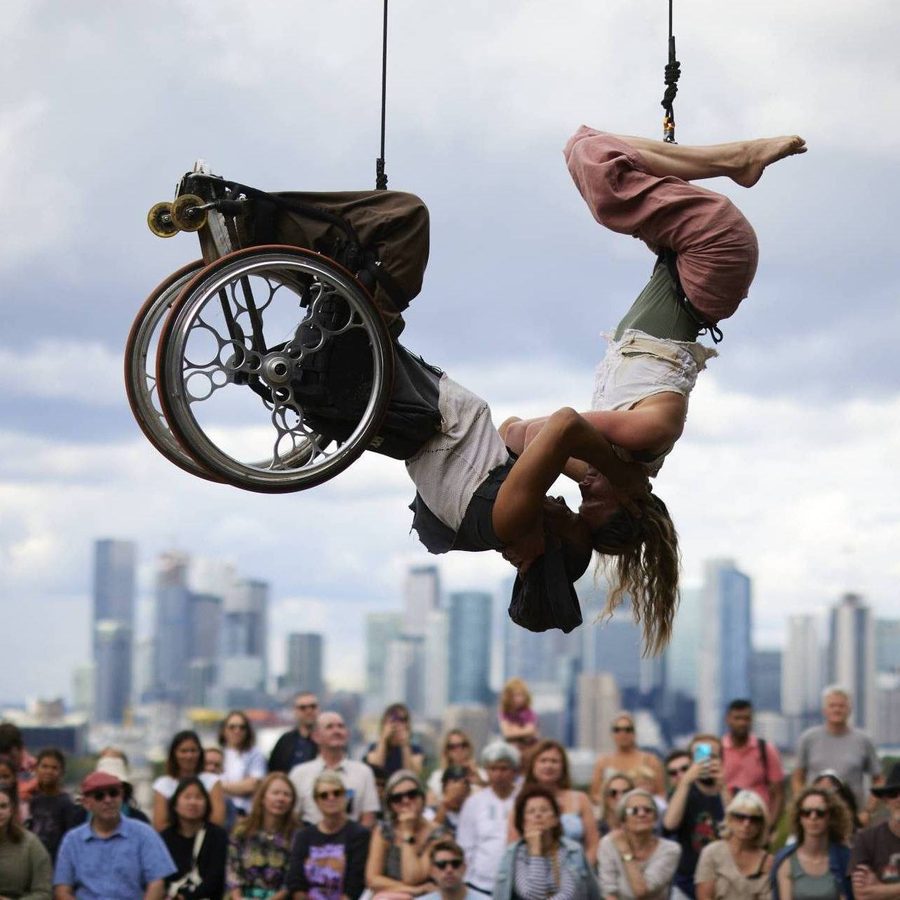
[593,494,680,655]
[233,773,298,842]
[500,678,532,716]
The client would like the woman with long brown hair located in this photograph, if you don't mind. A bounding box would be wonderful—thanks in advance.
[509,740,599,866]
[425,729,484,806]
[225,772,298,900]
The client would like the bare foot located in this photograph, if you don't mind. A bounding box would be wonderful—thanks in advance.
[733,136,807,188]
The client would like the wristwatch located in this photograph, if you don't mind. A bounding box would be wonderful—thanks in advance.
[621,851,635,862]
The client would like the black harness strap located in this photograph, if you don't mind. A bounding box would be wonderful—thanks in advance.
[658,249,723,343]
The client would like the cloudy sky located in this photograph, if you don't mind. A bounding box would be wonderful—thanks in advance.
[2,0,898,702]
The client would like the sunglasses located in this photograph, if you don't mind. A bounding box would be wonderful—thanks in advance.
[388,788,422,805]
[433,859,464,871]
[226,723,247,730]
[730,812,763,824]
[625,806,655,817]
[612,726,635,733]
[606,788,625,797]
[86,787,121,801]
[446,742,469,750]
[667,764,690,777]
[878,789,900,800]
[799,807,828,819]
[296,703,319,711]
[316,789,346,801]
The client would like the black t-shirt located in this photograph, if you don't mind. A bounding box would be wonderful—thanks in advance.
[850,820,900,884]
[664,784,724,895]
[161,822,229,900]
[365,743,424,779]
[286,820,371,900]
[27,791,80,860]
[268,729,318,773]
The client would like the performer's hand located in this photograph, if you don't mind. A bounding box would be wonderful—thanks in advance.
[502,529,545,574]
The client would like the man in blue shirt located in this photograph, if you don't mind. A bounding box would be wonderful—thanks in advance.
[54,770,175,899]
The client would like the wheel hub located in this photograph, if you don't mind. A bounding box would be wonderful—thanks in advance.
[262,353,293,386]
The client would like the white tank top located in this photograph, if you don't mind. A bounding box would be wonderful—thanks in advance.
[405,374,509,531]
[592,329,717,474]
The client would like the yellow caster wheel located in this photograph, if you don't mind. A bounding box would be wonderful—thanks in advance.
[171,194,208,232]
[147,201,178,238]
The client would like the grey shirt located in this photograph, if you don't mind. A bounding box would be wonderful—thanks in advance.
[796,725,881,808]
[597,833,681,899]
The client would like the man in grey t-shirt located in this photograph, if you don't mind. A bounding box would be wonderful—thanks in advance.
[791,685,882,818]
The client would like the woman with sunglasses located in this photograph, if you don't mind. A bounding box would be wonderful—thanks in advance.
[425,730,484,807]
[286,771,371,900]
[590,715,664,805]
[153,730,226,831]
[598,787,680,899]
[695,790,772,899]
[770,788,852,900]
[509,740,599,866]
[161,776,229,900]
[226,772,298,900]
[495,784,600,900]
[597,774,635,839]
[0,783,53,900]
[365,770,439,898]
[219,711,267,820]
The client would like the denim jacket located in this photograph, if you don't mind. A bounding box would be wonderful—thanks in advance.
[770,841,853,899]
[492,837,600,900]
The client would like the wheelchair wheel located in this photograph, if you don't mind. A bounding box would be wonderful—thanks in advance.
[124,260,223,482]
[156,245,394,492]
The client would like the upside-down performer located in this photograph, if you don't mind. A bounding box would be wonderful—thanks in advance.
[502,126,806,478]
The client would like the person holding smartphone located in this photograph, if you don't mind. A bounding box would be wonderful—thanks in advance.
[662,735,731,900]
[366,705,425,780]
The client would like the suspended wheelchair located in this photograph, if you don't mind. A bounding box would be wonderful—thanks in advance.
[126,162,433,492]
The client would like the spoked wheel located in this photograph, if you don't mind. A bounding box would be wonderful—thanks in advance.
[124,260,223,482]
[156,245,395,492]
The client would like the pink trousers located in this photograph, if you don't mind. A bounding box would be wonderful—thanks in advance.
[564,126,758,322]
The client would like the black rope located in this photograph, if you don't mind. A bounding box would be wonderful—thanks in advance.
[375,0,389,189]
[661,0,680,143]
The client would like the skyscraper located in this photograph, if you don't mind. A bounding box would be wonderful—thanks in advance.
[219,577,270,707]
[577,672,620,751]
[782,614,822,718]
[697,559,752,734]
[828,593,876,730]
[365,612,402,713]
[750,649,782,712]
[285,632,325,697]
[403,565,440,636]
[448,592,492,705]
[875,619,900,675]
[152,551,192,705]
[423,609,449,720]
[92,539,136,722]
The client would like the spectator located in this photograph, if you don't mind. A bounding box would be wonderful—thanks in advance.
[849,761,900,898]
[0,722,37,814]
[161,776,229,900]
[290,711,379,828]
[430,767,471,838]
[597,773,636,838]
[219,710,268,818]
[365,704,424,779]
[364,770,439,897]
[83,751,151,823]
[0,756,17,792]
[722,700,785,829]
[0,782,52,900]
[509,739,599,866]
[419,838,480,900]
[498,679,539,747]
[205,746,225,776]
[54,769,175,899]
[665,751,692,795]
[456,741,521,896]
[153,730,226,830]
[26,747,79,862]
[426,730,485,806]
[494,784,599,900]
[770,786,853,900]
[791,686,882,822]
[590,713,664,802]
[812,769,864,833]
[285,771,371,900]
[695,790,771,899]
[634,763,668,821]
[269,691,320,774]
[663,734,730,900]
[598,787,681,899]
[226,772,298,900]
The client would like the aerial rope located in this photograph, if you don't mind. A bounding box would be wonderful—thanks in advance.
[661,0,681,143]
[375,0,389,189]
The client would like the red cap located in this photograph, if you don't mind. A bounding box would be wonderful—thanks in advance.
[81,770,122,795]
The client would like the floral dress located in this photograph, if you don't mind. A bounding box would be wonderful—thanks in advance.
[227,829,294,897]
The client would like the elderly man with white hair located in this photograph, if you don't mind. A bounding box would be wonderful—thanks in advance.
[791,685,883,823]
[456,740,521,896]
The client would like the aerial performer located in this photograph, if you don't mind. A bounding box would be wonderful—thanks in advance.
[502,127,807,486]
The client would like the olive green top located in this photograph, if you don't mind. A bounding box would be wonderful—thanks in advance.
[0,829,53,900]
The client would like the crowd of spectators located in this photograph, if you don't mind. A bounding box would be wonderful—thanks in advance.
[0,681,897,899]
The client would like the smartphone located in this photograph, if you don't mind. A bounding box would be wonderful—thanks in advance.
[693,743,712,765]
